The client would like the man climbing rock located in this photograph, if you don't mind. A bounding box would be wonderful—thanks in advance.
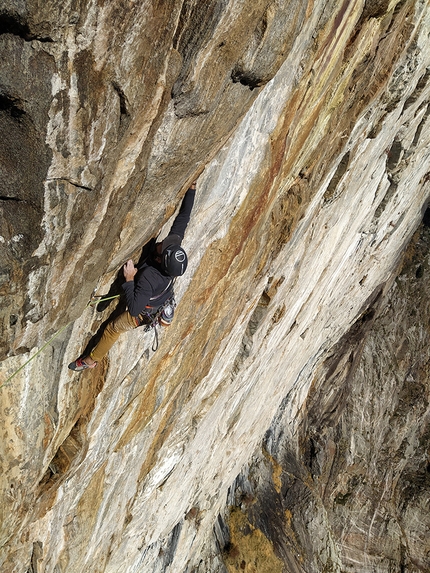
[68,181,197,371]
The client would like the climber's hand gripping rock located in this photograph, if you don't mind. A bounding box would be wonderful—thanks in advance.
[123,259,137,282]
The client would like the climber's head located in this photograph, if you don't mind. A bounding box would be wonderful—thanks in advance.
[161,245,188,276]
[156,235,188,276]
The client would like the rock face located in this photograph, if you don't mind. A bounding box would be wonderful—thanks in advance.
[221,217,430,573]
[1,1,430,572]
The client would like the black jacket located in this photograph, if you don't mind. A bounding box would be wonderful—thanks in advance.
[122,188,195,317]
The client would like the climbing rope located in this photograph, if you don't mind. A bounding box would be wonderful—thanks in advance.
[0,293,121,390]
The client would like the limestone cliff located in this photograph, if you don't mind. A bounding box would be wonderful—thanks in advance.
[1,1,430,572]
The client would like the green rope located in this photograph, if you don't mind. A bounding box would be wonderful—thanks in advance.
[0,294,120,390]
[88,294,121,306]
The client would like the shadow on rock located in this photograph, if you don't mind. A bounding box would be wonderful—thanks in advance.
[81,238,157,356]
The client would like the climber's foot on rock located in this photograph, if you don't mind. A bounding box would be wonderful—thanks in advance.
[68,357,97,371]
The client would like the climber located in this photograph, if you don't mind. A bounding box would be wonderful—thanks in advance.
[68,181,197,371]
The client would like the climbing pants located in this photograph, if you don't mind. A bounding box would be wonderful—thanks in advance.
[90,311,138,362]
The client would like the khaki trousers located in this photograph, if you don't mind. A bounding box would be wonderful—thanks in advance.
[90,311,138,362]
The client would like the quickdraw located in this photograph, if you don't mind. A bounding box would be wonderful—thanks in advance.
[137,296,176,351]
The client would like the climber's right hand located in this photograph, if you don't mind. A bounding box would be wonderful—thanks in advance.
[123,259,137,282]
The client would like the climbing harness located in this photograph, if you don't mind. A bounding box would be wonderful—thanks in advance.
[0,293,120,390]
[137,296,176,351]
[133,275,176,351]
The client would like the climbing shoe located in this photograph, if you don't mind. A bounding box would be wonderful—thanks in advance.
[68,357,97,371]
[160,303,174,326]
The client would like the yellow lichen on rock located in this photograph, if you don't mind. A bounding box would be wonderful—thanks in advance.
[223,508,284,573]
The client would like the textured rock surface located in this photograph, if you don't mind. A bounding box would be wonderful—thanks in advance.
[220,217,430,572]
[1,1,430,572]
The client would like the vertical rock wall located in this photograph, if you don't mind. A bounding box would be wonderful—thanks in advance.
[220,217,430,572]
[1,1,430,572]
[0,0,310,358]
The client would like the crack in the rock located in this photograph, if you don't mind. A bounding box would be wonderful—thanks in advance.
[0,93,25,118]
[0,13,53,42]
[112,81,130,118]
[0,196,24,202]
[231,67,265,90]
[112,81,131,137]
[46,178,93,192]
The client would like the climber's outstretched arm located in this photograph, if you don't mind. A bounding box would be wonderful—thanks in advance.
[168,184,196,241]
